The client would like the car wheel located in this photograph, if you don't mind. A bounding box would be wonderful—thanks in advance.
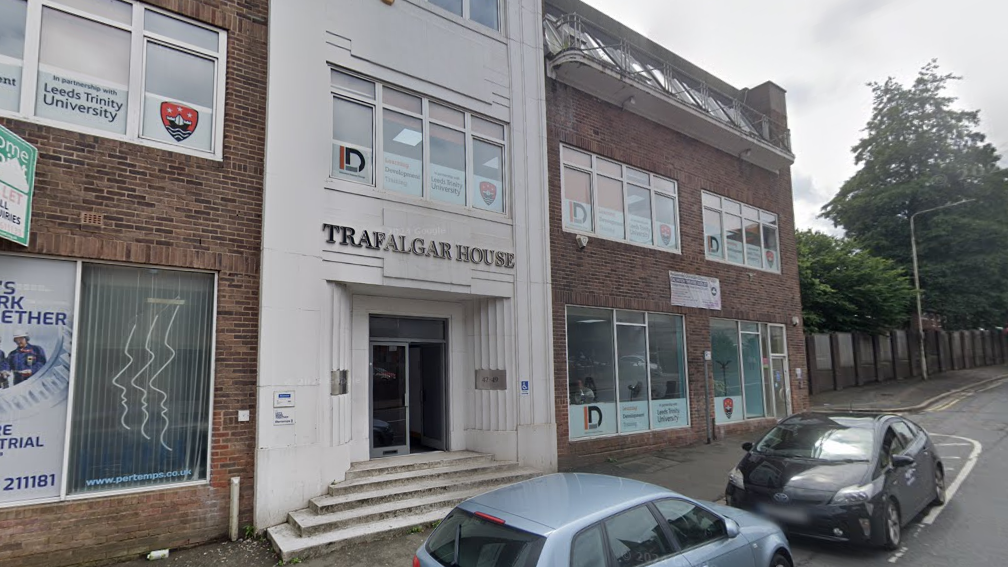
[770,551,792,567]
[931,465,947,506]
[883,498,901,550]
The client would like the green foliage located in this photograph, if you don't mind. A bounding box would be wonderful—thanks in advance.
[797,230,915,333]
[243,524,256,540]
[821,61,1008,329]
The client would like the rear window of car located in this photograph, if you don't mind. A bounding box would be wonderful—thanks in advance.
[754,419,874,462]
[426,509,546,567]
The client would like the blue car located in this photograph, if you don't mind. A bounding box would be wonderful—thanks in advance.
[414,473,792,567]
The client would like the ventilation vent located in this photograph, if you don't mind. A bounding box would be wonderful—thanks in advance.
[81,212,104,226]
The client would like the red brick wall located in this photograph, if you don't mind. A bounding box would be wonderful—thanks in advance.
[0,1,266,565]
[547,79,809,470]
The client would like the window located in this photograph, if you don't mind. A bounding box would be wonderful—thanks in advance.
[0,0,27,113]
[0,0,226,157]
[426,0,500,31]
[711,319,787,422]
[603,505,673,567]
[426,509,546,567]
[68,264,215,494]
[571,526,607,567]
[654,499,725,550]
[892,421,916,447]
[561,146,680,252]
[330,68,507,215]
[567,307,689,440]
[0,254,217,507]
[703,191,780,272]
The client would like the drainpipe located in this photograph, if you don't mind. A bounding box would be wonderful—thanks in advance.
[229,477,240,541]
[703,351,712,444]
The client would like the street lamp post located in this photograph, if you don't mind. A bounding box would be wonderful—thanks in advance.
[910,198,973,381]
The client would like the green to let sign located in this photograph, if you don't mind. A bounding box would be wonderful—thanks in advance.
[0,124,37,247]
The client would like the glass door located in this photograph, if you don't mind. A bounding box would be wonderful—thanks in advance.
[768,325,791,418]
[370,343,409,458]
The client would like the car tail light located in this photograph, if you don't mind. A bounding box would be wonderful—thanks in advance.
[474,511,506,525]
[413,555,420,567]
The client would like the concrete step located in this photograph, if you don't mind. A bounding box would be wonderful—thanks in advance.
[344,451,492,480]
[310,466,537,514]
[329,459,522,497]
[268,506,452,563]
[291,485,488,536]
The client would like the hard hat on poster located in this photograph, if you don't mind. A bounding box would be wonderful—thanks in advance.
[12,329,29,339]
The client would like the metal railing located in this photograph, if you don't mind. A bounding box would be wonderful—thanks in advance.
[544,12,792,154]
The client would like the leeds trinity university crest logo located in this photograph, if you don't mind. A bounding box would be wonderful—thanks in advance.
[723,397,734,419]
[160,102,199,142]
[480,181,497,206]
[660,224,672,246]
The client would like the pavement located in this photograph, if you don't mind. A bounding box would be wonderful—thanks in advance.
[105,364,1008,567]
[810,365,1008,412]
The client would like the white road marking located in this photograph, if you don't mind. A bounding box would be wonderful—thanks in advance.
[888,545,909,563]
[937,442,971,446]
[922,434,982,526]
[941,456,962,459]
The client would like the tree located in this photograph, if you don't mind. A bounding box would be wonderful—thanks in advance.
[821,61,1008,329]
[797,230,915,334]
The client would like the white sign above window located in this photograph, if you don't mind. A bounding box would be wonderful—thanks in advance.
[669,271,721,310]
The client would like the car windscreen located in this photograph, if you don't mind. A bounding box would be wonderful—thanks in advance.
[754,421,874,462]
[426,509,546,567]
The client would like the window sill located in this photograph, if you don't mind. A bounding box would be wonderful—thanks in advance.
[400,0,507,44]
[325,177,514,226]
[0,110,223,162]
[704,253,781,275]
[562,225,682,255]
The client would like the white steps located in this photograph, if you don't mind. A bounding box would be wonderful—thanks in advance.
[267,451,540,562]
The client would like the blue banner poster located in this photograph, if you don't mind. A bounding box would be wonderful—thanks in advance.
[0,256,76,504]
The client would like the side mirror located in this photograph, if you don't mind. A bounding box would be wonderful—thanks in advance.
[741,442,753,452]
[725,518,741,539]
[892,455,914,468]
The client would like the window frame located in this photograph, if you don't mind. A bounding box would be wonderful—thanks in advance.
[560,145,681,254]
[566,305,691,441]
[0,251,218,509]
[601,503,678,567]
[329,67,508,217]
[702,191,781,273]
[424,0,502,33]
[1,0,227,160]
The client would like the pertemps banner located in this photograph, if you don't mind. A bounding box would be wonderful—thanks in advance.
[0,256,77,504]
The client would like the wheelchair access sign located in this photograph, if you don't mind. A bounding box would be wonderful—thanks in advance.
[0,124,37,247]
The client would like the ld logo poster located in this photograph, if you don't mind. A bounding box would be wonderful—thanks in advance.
[0,256,76,504]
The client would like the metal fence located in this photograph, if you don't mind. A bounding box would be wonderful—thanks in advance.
[805,328,1008,394]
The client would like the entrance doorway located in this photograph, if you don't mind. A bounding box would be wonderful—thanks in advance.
[369,317,447,458]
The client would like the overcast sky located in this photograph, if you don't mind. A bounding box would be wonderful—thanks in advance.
[583,0,1008,234]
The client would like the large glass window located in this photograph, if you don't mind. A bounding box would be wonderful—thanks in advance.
[568,307,689,439]
[710,319,742,423]
[654,499,726,551]
[703,191,781,272]
[712,319,786,423]
[560,145,680,253]
[68,264,214,494]
[331,68,507,215]
[0,0,28,113]
[567,307,616,438]
[2,0,226,156]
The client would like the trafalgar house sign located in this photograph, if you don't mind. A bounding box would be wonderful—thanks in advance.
[323,223,516,268]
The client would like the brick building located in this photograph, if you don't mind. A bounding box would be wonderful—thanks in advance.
[544,0,809,468]
[0,1,266,565]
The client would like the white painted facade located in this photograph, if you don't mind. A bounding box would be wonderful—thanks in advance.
[256,0,555,528]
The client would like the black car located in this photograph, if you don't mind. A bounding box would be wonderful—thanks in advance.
[725,412,946,550]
